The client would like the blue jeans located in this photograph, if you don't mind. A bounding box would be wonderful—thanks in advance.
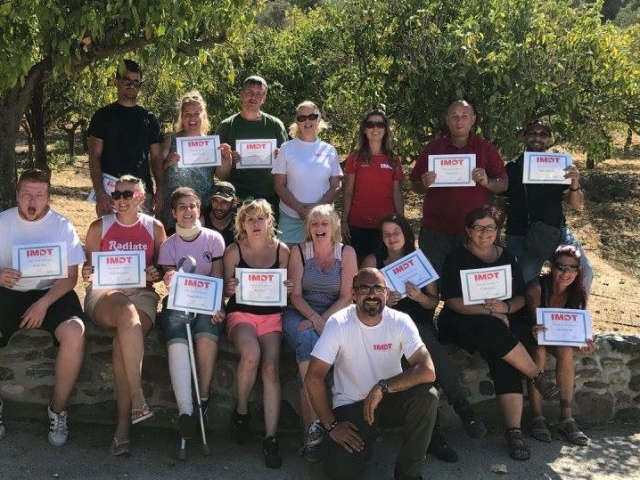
[158,303,225,346]
[282,307,319,364]
[506,227,593,293]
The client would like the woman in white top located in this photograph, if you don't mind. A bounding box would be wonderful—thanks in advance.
[272,101,343,245]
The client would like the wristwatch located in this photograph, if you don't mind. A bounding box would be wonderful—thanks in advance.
[376,379,389,395]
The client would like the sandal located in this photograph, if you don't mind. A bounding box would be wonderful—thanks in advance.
[531,371,560,400]
[109,437,131,457]
[558,417,589,446]
[530,416,551,443]
[131,404,154,425]
[505,428,531,461]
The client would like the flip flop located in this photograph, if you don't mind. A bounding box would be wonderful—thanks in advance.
[131,404,154,425]
[109,437,131,457]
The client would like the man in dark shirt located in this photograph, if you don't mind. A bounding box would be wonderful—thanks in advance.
[501,119,592,292]
[88,59,164,216]
[202,181,237,248]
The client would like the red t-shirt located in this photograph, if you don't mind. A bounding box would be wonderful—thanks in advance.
[409,134,506,235]
[345,153,404,228]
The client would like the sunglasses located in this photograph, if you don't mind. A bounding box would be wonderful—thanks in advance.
[554,261,580,273]
[525,130,550,139]
[120,78,143,88]
[469,224,498,232]
[111,190,136,200]
[241,197,268,206]
[296,113,319,122]
[364,121,386,129]
[354,284,387,295]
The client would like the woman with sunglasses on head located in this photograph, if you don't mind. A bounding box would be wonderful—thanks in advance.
[282,205,357,463]
[158,91,232,235]
[525,245,595,446]
[83,175,166,456]
[223,199,292,469]
[438,207,560,461]
[362,213,487,463]
[272,101,343,245]
[342,109,404,264]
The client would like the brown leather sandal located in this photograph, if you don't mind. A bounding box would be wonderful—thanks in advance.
[530,416,552,443]
[505,428,531,461]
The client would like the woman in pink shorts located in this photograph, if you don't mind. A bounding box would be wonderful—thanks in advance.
[223,199,291,469]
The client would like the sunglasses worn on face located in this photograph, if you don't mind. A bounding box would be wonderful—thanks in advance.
[365,121,386,129]
[470,224,498,232]
[296,113,319,122]
[354,284,387,295]
[525,130,550,139]
[111,190,136,200]
[555,261,579,273]
[121,78,143,88]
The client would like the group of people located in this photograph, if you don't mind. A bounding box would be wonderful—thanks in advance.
[0,59,596,480]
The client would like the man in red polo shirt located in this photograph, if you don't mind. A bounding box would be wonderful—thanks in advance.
[410,100,508,275]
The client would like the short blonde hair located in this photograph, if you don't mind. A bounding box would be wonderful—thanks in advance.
[234,199,277,241]
[117,174,145,195]
[304,205,342,245]
[175,90,210,135]
[288,100,329,139]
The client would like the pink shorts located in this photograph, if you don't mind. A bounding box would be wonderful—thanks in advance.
[227,312,283,337]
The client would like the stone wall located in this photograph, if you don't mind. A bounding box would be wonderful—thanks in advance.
[1,325,638,430]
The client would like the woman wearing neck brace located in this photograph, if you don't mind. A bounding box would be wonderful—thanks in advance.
[157,187,226,442]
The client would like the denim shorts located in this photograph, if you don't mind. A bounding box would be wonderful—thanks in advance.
[158,304,225,346]
[282,307,320,364]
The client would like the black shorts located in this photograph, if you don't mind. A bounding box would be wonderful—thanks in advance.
[0,287,85,347]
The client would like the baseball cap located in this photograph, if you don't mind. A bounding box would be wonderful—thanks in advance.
[523,119,552,134]
[210,182,236,200]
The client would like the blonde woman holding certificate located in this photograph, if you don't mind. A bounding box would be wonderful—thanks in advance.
[83,175,166,456]
[223,199,291,469]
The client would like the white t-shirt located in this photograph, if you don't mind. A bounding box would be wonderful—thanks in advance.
[271,138,343,218]
[311,305,425,408]
[0,207,86,291]
[158,228,225,275]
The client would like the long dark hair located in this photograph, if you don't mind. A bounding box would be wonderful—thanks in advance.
[354,109,398,168]
[375,213,416,260]
[541,245,587,308]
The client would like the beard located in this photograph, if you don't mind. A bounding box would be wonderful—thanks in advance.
[358,297,384,317]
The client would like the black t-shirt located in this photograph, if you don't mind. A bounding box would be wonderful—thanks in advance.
[88,102,163,193]
[203,209,236,249]
[502,154,567,235]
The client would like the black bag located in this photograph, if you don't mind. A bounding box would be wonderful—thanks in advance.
[524,220,561,259]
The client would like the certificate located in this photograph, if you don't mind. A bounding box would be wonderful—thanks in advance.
[12,242,67,279]
[236,139,277,169]
[167,272,223,315]
[88,173,119,203]
[236,268,287,306]
[428,154,476,187]
[536,308,592,347]
[92,251,146,289]
[460,264,512,305]
[523,152,572,184]
[176,135,221,167]
[381,250,439,297]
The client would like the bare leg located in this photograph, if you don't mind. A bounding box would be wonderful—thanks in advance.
[230,324,261,415]
[528,345,548,417]
[297,361,316,440]
[498,393,524,429]
[258,332,282,438]
[553,347,575,419]
[112,336,132,442]
[195,337,218,399]
[51,318,85,413]
[502,342,542,379]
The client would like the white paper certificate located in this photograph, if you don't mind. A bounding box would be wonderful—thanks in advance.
[236,268,287,306]
[88,173,119,203]
[92,251,146,289]
[460,264,512,305]
[523,152,572,184]
[176,135,221,167]
[428,154,476,187]
[536,308,592,347]
[167,273,223,315]
[12,242,68,279]
[236,139,277,169]
[381,250,439,297]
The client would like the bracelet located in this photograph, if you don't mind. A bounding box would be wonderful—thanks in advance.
[324,420,338,433]
[569,185,581,191]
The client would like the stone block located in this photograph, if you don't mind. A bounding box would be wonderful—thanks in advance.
[626,358,640,373]
[1,350,40,363]
[215,362,235,391]
[91,350,113,364]
[0,367,15,381]
[576,368,601,379]
[607,373,629,386]
[574,391,613,422]
[583,381,609,389]
[615,391,631,406]
[459,368,478,385]
[614,407,640,422]
[629,374,640,392]
[478,380,494,397]
[580,356,598,367]
[600,357,624,370]
[142,355,170,384]
[603,334,640,355]
[25,363,55,379]
[82,386,113,398]
[30,384,54,399]
[8,331,53,348]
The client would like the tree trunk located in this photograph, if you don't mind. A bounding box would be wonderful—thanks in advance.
[29,81,49,171]
[586,154,595,170]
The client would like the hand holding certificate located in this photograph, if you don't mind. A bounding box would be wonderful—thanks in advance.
[88,173,118,203]
[92,251,146,289]
[460,264,512,305]
[381,250,439,297]
[12,242,68,279]
[176,135,221,167]
[236,139,277,169]
[167,273,223,315]
[523,152,572,184]
[235,268,287,306]
[428,154,476,187]
[536,308,592,347]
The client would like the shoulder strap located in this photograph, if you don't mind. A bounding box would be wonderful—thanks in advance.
[297,243,305,267]
[235,241,243,261]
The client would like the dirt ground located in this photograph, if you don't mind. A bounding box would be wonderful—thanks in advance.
[42,149,640,335]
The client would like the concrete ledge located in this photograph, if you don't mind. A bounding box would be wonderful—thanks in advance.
[1,324,639,432]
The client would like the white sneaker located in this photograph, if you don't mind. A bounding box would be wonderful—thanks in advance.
[0,399,6,440]
[47,404,68,446]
